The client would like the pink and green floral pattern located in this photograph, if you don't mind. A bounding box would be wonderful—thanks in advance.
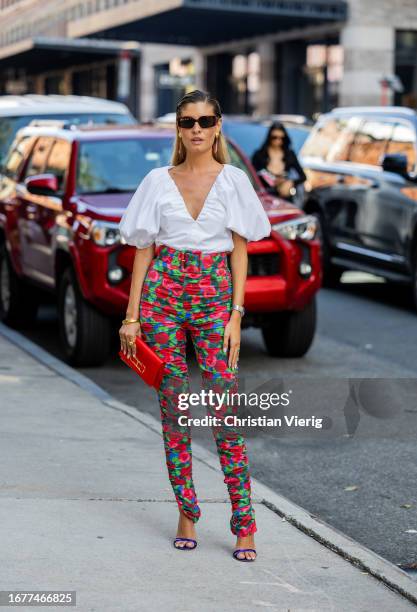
[139,244,257,537]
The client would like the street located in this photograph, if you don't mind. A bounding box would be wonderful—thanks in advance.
[20,271,417,575]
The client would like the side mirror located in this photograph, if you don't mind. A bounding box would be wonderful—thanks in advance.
[25,173,59,195]
[381,153,408,176]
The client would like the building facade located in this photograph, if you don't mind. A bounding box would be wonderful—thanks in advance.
[0,0,416,119]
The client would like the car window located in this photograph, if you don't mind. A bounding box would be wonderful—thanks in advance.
[327,116,362,162]
[23,137,55,178]
[386,122,416,172]
[76,138,174,194]
[2,135,35,180]
[226,142,258,189]
[301,115,361,163]
[349,119,395,166]
[44,139,72,194]
[300,116,343,161]
[75,136,259,194]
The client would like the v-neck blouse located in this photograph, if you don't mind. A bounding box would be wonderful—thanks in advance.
[118,163,272,253]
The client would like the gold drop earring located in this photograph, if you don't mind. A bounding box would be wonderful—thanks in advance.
[214,133,219,155]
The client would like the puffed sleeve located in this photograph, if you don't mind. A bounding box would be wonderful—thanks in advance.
[118,169,160,248]
[224,167,272,241]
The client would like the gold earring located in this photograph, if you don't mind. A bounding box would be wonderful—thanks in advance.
[214,134,219,155]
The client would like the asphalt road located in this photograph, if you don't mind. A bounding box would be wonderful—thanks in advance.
[19,271,417,574]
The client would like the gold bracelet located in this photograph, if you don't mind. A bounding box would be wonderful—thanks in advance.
[122,317,140,325]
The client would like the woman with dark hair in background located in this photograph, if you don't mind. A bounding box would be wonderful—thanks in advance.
[251,122,306,202]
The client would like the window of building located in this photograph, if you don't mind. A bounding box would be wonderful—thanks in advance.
[304,43,344,115]
[395,31,417,108]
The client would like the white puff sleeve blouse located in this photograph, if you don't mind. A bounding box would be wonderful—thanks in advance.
[218,165,272,242]
[118,169,161,249]
[118,164,272,253]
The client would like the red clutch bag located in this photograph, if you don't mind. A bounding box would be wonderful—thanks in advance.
[118,335,166,390]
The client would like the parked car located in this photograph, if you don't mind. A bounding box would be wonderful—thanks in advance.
[0,94,136,168]
[299,106,417,305]
[0,122,321,366]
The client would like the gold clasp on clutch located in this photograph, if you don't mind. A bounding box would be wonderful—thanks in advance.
[131,355,146,373]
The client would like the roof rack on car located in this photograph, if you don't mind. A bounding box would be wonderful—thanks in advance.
[330,106,416,115]
[28,119,77,129]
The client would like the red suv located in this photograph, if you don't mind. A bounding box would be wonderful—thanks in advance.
[0,123,321,366]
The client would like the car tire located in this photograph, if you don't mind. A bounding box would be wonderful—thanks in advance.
[311,211,344,287]
[0,243,39,328]
[261,296,317,358]
[58,266,111,366]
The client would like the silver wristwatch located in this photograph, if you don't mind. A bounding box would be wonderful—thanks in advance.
[232,304,245,317]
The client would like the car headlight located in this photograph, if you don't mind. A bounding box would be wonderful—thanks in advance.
[272,215,317,241]
[90,221,121,246]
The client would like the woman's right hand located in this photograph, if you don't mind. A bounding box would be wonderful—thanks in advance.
[119,321,142,359]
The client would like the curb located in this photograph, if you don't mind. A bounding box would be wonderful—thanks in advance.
[1,321,417,606]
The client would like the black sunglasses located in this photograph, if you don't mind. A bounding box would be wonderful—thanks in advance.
[177,115,219,129]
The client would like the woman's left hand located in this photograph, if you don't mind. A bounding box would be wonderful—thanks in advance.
[223,311,241,369]
[276,179,294,198]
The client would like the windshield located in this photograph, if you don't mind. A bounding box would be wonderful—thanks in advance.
[76,136,258,195]
[76,138,174,194]
[0,112,135,166]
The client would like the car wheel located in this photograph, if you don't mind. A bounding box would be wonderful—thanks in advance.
[311,211,344,287]
[0,243,39,328]
[58,267,111,366]
[261,296,317,358]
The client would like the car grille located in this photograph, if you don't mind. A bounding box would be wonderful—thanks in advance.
[227,253,279,276]
[248,253,280,276]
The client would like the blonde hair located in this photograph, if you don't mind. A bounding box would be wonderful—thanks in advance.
[171,89,230,166]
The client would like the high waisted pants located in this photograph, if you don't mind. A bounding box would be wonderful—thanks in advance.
[139,244,257,537]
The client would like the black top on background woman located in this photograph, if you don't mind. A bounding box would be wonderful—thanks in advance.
[251,122,306,203]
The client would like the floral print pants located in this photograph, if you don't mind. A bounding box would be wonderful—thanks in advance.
[139,244,257,537]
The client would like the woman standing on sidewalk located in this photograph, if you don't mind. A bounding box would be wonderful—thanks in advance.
[118,89,271,562]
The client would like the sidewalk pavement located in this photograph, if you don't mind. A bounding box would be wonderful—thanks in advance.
[1,323,417,612]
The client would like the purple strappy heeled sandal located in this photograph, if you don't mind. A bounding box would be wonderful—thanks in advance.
[173,537,198,550]
[233,548,257,562]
